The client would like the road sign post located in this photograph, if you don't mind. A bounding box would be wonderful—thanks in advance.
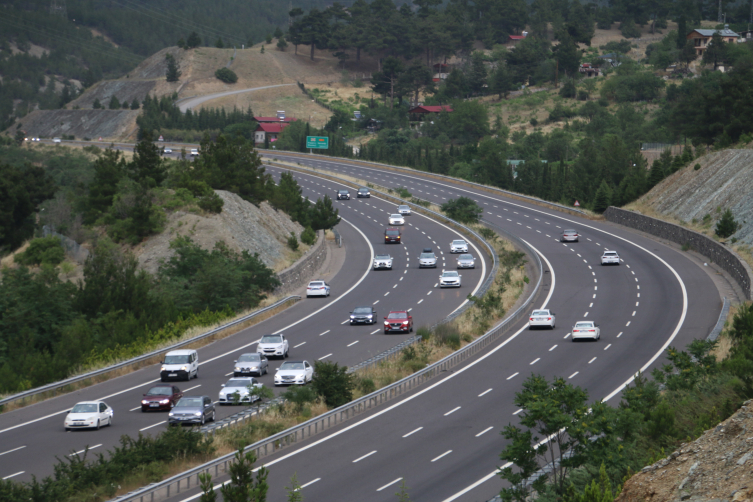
[306,136,329,154]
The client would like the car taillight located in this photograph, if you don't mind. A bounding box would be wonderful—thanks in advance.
[530,318,534,321]
[588,329,594,332]
[547,317,552,320]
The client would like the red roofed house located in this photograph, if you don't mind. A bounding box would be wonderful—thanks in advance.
[508,31,528,46]
[255,122,289,144]
[408,105,453,129]
[432,63,452,82]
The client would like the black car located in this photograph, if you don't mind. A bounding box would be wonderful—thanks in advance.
[357,188,370,198]
[350,306,377,325]
[337,189,350,200]
[384,228,401,243]
[168,396,215,426]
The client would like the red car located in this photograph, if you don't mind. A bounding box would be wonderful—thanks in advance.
[384,228,401,243]
[141,385,183,412]
[384,311,413,334]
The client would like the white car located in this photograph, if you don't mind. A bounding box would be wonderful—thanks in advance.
[389,214,405,225]
[190,148,199,156]
[257,333,289,359]
[601,250,620,265]
[218,377,263,405]
[160,349,199,381]
[163,147,173,154]
[373,254,393,270]
[439,270,462,287]
[456,253,475,269]
[571,321,600,341]
[450,240,468,253]
[64,401,113,431]
[52,137,61,143]
[306,280,330,297]
[274,360,314,386]
[397,205,411,215]
[419,249,438,268]
[529,309,555,329]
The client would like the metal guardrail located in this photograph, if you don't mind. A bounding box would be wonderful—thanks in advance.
[0,296,301,409]
[264,151,587,216]
[332,227,342,247]
[110,217,543,502]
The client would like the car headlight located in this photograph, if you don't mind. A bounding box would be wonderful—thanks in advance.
[367,315,373,318]
[169,412,174,416]
[142,400,149,404]
[160,399,169,404]
[250,366,257,370]
[234,367,241,372]
[402,321,409,324]
[194,412,202,416]
[88,416,96,421]
[181,366,188,371]
[161,366,166,371]
[350,315,355,319]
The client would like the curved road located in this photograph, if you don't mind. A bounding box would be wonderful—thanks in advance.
[175,84,296,113]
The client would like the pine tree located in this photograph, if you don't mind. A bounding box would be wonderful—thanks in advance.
[648,159,665,187]
[108,96,120,109]
[215,37,224,48]
[592,180,612,213]
[220,446,269,502]
[186,32,201,49]
[285,473,303,502]
[166,54,181,82]
[715,209,738,238]
[130,98,140,110]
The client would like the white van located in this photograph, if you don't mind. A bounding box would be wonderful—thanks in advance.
[160,349,199,381]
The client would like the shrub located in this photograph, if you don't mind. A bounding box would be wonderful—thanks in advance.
[395,187,412,198]
[16,236,65,266]
[694,163,701,171]
[287,232,299,251]
[441,196,483,224]
[357,377,376,394]
[312,361,354,408]
[715,209,738,238]
[416,326,431,341]
[300,226,316,245]
[215,68,238,83]
[198,192,224,213]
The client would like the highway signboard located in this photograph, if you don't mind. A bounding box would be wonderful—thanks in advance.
[306,136,329,149]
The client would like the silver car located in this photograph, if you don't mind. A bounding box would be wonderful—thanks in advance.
[456,253,475,269]
[350,306,377,325]
[571,321,600,341]
[601,250,620,265]
[529,309,555,329]
[439,271,462,288]
[419,250,438,268]
[450,240,468,253]
[219,377,263,405]
[233,353,268,377]
[561,229,579,242]
[397,205,411,215]
[373,254,393,270]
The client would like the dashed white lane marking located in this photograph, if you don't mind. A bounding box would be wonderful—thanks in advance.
[604,344,612,350]
[341,320,349,324]
[564,333,571,339]
[593,294,596,299]
[589,357,597,364]
[225,372,233,376]
[617,332,623,338]
[384,292,390,296]
[478,389,492,397]
[427,291,432,295]
[507,372,519,380]
[319,330,330,336]
[183,385,201,392]
[432,450,453,462]
[444,407,461,416]
[530,358,540,365]
[299,478,321,490]
[417,299,423,304]
[3,471,24,480]
[584,312,589,316]
[626,321,631,326]
[130,406,141,411]
[569,372,579,379]
[513,409,523,415]
[347,341,359,347]
[393,284,398,288]
[476,427,494,437]
[589,303,593,307]
[632,311,636,316]
[403,427,423,437]
[373,300,379,305]
[318,354,332,360]
[549,345,557,351]
[140,421,166,431]
[370,329,380,335]
[353,451,377,463]
[637,293,640,297]
[69,444,102,456]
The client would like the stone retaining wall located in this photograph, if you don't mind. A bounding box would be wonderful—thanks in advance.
[604,206,752,300]
[274,230,327,295]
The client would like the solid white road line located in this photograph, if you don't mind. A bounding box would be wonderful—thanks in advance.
[478,389,492,397]
[347,341,359,347]
[444,406,461,416]
[476,427,494,437]
[0,446,26,456]
[69,444,101,456]
[2,471,24,480]
[431,450,452,462]
[403,427,423,437]
[377,478,403,492]
[353,450,377,463]
[140,421,166,431]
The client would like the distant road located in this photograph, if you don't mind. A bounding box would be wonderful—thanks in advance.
[175,83,296,112]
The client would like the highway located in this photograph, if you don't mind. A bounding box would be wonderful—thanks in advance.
[0,163,489,483]
[149,152,718,502]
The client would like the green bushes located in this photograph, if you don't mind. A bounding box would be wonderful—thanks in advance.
[286,232,299,251]
[311,361,354,408]
[215,68,238,83]
[300,226,316,245]
[715,209,738,238]
[441,196,483,224]
[15,236,65,266]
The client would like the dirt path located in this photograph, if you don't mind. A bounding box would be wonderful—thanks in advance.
[176,83,297,112]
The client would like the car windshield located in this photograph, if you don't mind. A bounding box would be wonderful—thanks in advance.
[387,312,407,319]
[146,387,173,396]
[359,188,368,192]
[226,379,251,387]
[442,272,459,277]
[280,362,304,370]
[532,310,549,316]
[575,322,593,328]
[420,253,435,259]
[164,355,190,364]
[390,214,402,218]
[260,335,282,344]
[353,307,371,314]
[238,354,261,362]
[375,254,390,260]
[452,240,466,245]
[398,205,409,210]
[459,254,473,260]
[176,398,203,407]
[386,230,399,236]
[338,190,348,194]
[308,282,324,287]
[71,403,98,413]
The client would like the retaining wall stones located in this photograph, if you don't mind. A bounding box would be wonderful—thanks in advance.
[604,206,752,300]
[274,230,327,295]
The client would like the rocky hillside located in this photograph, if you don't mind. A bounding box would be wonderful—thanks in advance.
[632,149,753,246]
[135,190,304,275]
[617,399,753,502]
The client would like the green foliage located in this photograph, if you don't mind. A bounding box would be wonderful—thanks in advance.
[395,479,411,501]
[165,53,182,82]
[600,39,633,54]
[15,236,65,266]
[285,473,303,502]
[0,162,57,252]
[715,209,738,238]
[309,195,341,230]
[215,67,239,84]
[199,472,218,502]
[312,360,354,408]
[441,196,483,224]
[287,231,299,251]
[300,226,316,245]
[592,180,612,213]
[109,95,121,110]
[600,70,665,102]
[220,446,269,502]
[619,18,641,38]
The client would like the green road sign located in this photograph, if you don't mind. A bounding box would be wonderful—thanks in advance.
[306,136,329,149]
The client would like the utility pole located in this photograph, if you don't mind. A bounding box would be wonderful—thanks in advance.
[50,0,67,18]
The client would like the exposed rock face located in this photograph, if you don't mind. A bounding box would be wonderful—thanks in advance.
[616,400,753,502]
[135,190,303,274]
[643,149,753,245]
[15,109,139,140]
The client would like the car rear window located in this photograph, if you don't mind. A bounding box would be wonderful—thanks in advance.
[390,214,402,218]
[575,322,593,328]
[309,282,324,287]
[604,252,618,256]
[386,230,400,236]
[532,310,549,316]
[564,229,577,233]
